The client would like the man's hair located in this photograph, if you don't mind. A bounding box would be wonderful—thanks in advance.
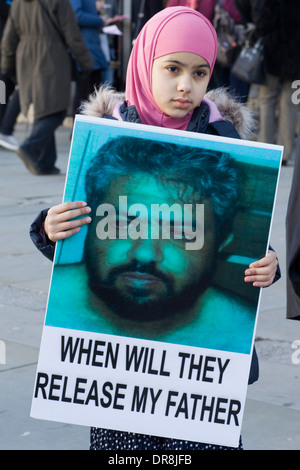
[85,136,242,246]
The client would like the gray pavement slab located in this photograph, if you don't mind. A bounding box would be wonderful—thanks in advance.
[1,348,89,450]
[0,122,299,450]
[242,399,300,450]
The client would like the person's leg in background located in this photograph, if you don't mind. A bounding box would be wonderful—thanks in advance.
[0,88,21,151]
[258,73,280,145]
[0,75,15,125]
[229,72,249,103]
[73,69,102,116]
[16,109,66,175]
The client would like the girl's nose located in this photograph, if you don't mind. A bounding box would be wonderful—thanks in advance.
[177,74,192,92]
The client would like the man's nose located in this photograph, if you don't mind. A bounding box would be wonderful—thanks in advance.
[130,237,163,265]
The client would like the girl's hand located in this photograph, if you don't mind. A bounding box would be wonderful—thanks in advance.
[244,250,278,287]
[44,201,92,243]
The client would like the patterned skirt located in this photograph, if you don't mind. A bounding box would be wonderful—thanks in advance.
[90,428,243,450]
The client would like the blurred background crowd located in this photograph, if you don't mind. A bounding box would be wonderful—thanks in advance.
[0,0,299,169]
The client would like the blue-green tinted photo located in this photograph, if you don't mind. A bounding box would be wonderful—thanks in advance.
[45,117,282,354]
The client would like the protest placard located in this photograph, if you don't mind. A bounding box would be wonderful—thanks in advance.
[31,116,282,447]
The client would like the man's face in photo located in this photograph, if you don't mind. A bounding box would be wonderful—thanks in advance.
[84,174,217,321]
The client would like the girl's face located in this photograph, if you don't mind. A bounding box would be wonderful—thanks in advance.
[151,52,210,119]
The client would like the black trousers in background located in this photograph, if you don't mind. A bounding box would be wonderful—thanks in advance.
[73,69,102,116]
[19,109,66,172]
[0,81,20,135]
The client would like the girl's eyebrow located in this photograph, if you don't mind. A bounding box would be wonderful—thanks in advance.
[162,59,210,70]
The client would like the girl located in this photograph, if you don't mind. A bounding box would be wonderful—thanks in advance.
[30,7,280,450]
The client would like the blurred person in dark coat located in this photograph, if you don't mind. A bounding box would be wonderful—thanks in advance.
[234,0,262,25]
[1,0,93,175]
[132,0,164,39]
[286,131,300,320]
[0,0,20,151]
[70,0,110,116]
[255,0,300,165]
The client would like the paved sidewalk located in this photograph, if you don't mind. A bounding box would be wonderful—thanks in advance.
[0,123,299,450]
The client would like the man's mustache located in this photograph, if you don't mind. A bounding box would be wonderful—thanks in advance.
[103,260,173,286]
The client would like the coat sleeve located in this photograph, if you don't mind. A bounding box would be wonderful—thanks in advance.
[30,209,55,262]
[1,15,19,73]
[54,0,94,71]
[70,0,104,28]
[268,245,281,284]
[255,0,279,37]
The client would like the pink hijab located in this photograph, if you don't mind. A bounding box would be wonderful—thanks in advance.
[125,7,217,130]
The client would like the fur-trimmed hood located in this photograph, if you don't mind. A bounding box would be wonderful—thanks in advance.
[80,85,254,139]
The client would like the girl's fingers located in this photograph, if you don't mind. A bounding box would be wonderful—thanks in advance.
[48,201,88,215]
[54,206,91,223]
[48,202,91,223]
[55,216,92,233]
[45,201,92,242]
[245,273,272,283]
[245,250,278,286]
[54,226,82,240]
[244,268,277,286]
[245,266,268,276]
[47,216,92,242]
[248,251,277,269]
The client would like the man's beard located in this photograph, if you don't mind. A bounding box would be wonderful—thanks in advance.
[85,258,212,322]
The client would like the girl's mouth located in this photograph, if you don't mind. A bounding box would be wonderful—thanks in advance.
[173,98,192,109]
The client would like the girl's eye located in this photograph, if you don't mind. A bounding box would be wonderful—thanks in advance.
[167,66,179,73]
[195,70,206,78]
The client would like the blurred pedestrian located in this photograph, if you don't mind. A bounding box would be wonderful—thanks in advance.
[95,0,114,85]
[1,0,93,175]
[286,130,300,320]
[212,0,247,101]
[233,0,263,127]
[132,0,164,40]
[70,0,112,116]
[255,0,300,165]
[234,0,261,25]
[0,88,20,150]
[0,0,20,151]
[95,0,128,87]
